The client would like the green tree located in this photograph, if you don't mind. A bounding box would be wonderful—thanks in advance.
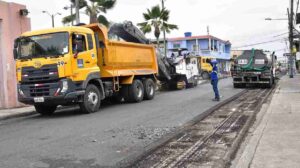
[138,5,178,49]
[62,0,116,27]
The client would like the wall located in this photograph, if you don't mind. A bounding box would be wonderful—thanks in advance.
[0,1,30,109]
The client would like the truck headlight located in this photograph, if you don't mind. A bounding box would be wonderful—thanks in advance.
[61,80,68,93]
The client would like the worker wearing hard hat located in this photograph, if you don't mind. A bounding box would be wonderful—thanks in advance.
[208,59,220,101]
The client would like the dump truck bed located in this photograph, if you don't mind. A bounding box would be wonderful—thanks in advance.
[101,40,158,78]
[83,24,158,79]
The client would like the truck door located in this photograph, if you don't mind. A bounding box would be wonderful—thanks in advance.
[71,33,98,81]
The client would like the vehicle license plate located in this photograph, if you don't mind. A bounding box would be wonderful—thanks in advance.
[34,97,44,103]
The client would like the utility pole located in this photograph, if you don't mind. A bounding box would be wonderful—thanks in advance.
[42,11,61,28]
[288,0,295,78]
[161,0,167,57]
[75,0,80,24]
[51,15,54,28]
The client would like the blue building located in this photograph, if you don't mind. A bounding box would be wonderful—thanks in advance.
[167,32,232,73]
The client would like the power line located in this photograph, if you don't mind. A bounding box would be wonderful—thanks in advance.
[273,32,288,37]
[274,48,288,52]
[232,38,287,49]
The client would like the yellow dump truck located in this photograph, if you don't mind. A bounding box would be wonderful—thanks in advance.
[13,24,158,115]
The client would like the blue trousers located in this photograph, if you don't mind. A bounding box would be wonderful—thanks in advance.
[211,79,220,99]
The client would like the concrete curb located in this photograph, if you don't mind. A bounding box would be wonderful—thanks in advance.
[118,89,247,168]
[0,107,36,121]
[0,111,36,121]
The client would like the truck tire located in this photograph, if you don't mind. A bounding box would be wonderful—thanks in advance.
[34,104,57,116]
[266,78,273,88]
[201,71,210,80]
[126,79,144,102]
[143,78,156,100]
[193,77,198,87]
[79,84,101,114]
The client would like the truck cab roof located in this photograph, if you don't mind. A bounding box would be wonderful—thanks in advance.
[20,25,95,37]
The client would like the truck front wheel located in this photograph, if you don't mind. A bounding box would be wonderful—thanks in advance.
[34,104,57,116]
[143,78,156,100]
[80,84,101,114]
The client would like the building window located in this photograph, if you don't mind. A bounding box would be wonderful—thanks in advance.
[192,44,198,51]
[173,43,180,48]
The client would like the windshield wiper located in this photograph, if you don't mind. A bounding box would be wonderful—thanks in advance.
[46,54,64,58]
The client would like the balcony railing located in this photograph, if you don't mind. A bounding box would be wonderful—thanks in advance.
[187,50,230,59]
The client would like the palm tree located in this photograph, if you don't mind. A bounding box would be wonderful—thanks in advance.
[62,0,116,27]
[138,5,178,49]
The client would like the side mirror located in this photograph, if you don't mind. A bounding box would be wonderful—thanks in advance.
[72,34,84,55]
[13,38,19,60]
[206,58,211,64]
[13,48,18,59]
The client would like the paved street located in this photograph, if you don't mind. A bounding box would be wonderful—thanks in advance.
[0,78,242,168]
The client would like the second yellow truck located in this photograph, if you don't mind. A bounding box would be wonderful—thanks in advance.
[14,24,158,115]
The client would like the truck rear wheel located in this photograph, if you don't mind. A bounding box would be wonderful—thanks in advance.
[79,84,101,114]
[34,104,57,116]
[143,78,155,100]
[126,79,144,102]
[266,78,273,88]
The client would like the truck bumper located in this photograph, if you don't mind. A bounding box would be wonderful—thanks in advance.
[17,79,85,105]
[233,76,272,84]
[18,90,85,105]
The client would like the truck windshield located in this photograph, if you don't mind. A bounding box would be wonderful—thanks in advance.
[17,32,69,59]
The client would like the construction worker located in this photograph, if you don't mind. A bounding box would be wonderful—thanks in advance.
[208,59,220,101]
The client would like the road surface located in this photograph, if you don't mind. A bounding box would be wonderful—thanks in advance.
[0,78,243,168]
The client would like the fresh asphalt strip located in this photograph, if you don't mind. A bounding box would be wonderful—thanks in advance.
[118,89,247,168]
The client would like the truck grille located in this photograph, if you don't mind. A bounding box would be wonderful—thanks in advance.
[29,84,51,97]
[21,64,59,84]
[21,83,60,97]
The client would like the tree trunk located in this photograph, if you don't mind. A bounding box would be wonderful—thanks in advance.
[154,26,160,41]
[89,14,98,23]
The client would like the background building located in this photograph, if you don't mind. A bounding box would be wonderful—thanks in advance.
[167,32,231,73]
[0,1,31,109]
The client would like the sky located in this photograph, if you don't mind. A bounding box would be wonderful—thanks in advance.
[3,0,292,58]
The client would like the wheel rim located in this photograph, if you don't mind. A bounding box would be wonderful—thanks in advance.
[87,91,98,108]
[148,84,154,96]
[137,85,143,98]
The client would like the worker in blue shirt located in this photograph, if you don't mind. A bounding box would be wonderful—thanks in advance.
[208,59,220,101]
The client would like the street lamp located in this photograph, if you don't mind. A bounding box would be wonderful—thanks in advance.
[63,4,74,26]
[42,11,61,28]
[265,16,295,78]
[265,17,288,21]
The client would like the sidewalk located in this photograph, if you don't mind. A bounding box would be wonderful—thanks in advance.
[0,106,35,120]
[234,75,300,168]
